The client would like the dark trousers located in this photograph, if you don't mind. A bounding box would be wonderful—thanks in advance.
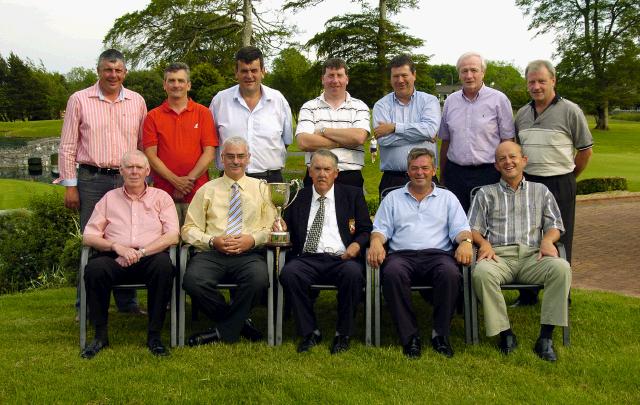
[381,249,461,345]
[304,169,363,188]
[246,170,284,183]
[379,171,439,201]
[77,166,136,310]
[526,172,576,263]
[443,160,500,213]
[84,252,174,338]
[279,254,364,337]
[182,250,268,342]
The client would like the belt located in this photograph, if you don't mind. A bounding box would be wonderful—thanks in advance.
[383,171,408,176]
[448,161,494,169]
[79,164,120,176]
[249,169,282,176]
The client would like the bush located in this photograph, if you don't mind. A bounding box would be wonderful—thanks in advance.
[366,197,379,217]
[577,177,628,195]
[0,192,79,294]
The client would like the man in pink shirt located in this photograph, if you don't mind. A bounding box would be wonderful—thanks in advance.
[56,49,148,313]
[81,150,179,359]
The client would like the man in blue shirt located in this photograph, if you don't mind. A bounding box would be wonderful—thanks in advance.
[372,54,441,198]
[368,148,472,359]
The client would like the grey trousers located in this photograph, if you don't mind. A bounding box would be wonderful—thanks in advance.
[472,244,571,336]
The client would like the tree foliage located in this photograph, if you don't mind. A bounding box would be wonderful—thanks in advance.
[516,0,640,129]
[124,69,165,111]
[484,61,528,109]
[104,0,293,70]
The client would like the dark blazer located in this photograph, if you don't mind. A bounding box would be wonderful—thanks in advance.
[283,183,372,258]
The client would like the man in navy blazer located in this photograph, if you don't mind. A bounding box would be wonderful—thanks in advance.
[278,149,372,354]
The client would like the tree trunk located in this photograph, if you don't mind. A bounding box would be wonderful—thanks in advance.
[376,0,388,98]
[242,0,253,46]
[595,99,609,130]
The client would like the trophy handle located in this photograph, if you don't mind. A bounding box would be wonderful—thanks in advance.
[283,179,302,210]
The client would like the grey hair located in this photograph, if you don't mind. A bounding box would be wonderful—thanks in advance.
[164,62,190,81]
[120,150,149,168]
[310,149,339,170]
[456,52,486,72]
[222,136,249,153]
[98,49,126,69]
[525,60,556,79]
[407,147,435,168]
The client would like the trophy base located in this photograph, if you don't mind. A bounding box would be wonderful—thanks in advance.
[268,231,291,247]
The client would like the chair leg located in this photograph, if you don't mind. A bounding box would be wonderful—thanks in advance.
[275,250,286,346]
[178,244,189,347]
[79,247,89,349]
[365,260,372,346]
[266,249,275,346]
[463,265,473,345]
[563,300,570,346]
[374,266,381,347]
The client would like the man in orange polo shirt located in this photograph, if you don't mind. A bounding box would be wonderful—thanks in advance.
[143,62,219,224]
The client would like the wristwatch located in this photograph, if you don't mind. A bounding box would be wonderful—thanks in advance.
[139,248,146,257]
[461,238,473,245]
[209,237,215,250]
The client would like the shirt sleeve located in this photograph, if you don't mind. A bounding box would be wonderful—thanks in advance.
[497,94,516,140]
[158,191,180,235]
[569,103,593,150]
[467,188,488,235]
[281,95,294,146]
[295,100,316,135]
[447,192,471,242]
[371,193,394,242]
[377,95,440,146]
[136,96,148,151]
[181,185,212,250]
[438,99,451,141]
[542,188,565,235]
[56,93,82,184]
[83,194,108,237]
[142,113,158,149]
[353,100,371,133]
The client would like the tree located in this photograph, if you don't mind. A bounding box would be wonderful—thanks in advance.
[124,70,165,111]
[516,0,640,130]
[263,47,317,118]
[189,63,229,106]
[428,64,457,86]
[104,0,293,70]
[65,67,97,94]
[484,61,528,109]
[0,55,9,121]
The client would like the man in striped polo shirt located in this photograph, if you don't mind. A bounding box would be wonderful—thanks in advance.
[513,60,592,306]
[296,58,370,188]
[469,142,571,362]
[56,49,148,314]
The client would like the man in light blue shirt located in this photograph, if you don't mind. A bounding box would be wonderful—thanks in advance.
[210,46,293,183]
[373,54,441,197]
[368,148,472,359]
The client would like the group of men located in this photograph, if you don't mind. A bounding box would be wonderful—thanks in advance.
[57,45,591,362]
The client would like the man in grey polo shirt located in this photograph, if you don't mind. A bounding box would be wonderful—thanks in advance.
[514,60,592,305]
[439,52,515,213]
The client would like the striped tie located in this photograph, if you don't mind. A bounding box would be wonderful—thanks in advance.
[303,196,326,253]
[225,182,242,236]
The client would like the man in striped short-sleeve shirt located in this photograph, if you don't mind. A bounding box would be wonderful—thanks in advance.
[468,142,571,362]
[296,58,370,188]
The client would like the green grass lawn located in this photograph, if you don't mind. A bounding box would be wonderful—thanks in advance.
[0,287,638,403]
[0,179,63,210]
[0,120,63,138]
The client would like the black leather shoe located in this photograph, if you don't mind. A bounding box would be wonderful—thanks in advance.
[330,335,350,354]
[498,333,518,355]
[431,335,454,358]
[534,337,557,362]
[297,332,322,353]
[240,318,263,342]
[188,328,220,347]
[148,338,169,357]
[510,290,539,307]
[402,335,421,359]
[80,339,109,359]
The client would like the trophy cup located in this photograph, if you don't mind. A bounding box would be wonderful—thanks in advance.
[265,180,301,246]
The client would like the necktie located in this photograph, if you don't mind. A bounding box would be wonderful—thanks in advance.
[303,196,326,253]
[225,183,242,235]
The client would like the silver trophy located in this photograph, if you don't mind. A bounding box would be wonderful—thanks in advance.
[265,180,301,246]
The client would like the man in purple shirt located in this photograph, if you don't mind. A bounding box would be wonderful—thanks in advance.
[439,52,515,213]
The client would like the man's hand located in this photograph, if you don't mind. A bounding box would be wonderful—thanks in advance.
[272,218,287,232]
[218,234,255,255]
[537,239,559,261]
[367,240,386,268]
[455,242,473,266]
[112,243,142,267]
[341,242,361,260]
[64,186,80,210]
[172,176,195,195]
[373,122,395,139]
[477,241,498,262]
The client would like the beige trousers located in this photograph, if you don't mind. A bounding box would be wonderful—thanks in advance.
[472,244,571,337]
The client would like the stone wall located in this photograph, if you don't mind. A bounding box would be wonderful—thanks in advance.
[0,138,59,168]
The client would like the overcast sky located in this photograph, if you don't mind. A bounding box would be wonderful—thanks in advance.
[0,0,557,74]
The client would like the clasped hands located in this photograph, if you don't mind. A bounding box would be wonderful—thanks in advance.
[112,243,143,267]
[210,234,255,255]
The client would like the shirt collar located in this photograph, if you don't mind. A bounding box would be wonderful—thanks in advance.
[461,84,485,102]
[498,177,528,192]
[312,184,335,203]
[222,173,248,190]
[319,91,351,107]
[93,82,126,102]
[529,94,562,118]
[392,90,416,105]
[402,182,439,200]
[122,183,149,200]
[160,98,195,114]
[233,84,271,102]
